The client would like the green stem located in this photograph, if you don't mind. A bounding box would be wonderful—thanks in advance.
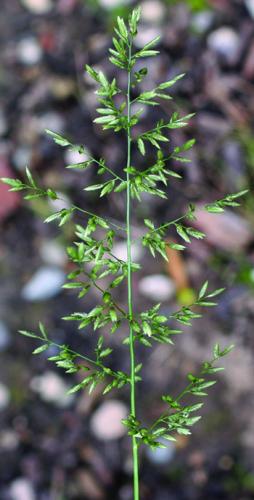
[147,213,188,236]
[83,271,128,317]
[92,158,125,183]
[72,204,126,231]
[34,335,104,369]
[126,42,139,500]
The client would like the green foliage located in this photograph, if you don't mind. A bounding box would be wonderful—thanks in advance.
[165,0,209,13]
[205,190,248,213]
[123,341,233,449]
[1,7,247,500]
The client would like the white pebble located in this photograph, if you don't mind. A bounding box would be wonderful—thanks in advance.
[207,28,240,64]
[140,1,166,24]
[40,240,67,267]
[64,148,91,166]
[9,478,35,500]
[12,147,32,171]
[135,26,162,48]
[139,274,176,301]
[20,0,53,14]
[17,37,42,66]
[191,11,214,34]
[90,400,128,440]
[0,110,7,136]
[21,267,65,301]
[37,112,64,134]
[0,430,19,450]
[113,241,143,262]
[99,0,133,9]
[146,439,175,464]
[48,192,72,212]
[245,0,254,19]
[0,383,10,411]
[30,371,73,407]
[0,320,11,350]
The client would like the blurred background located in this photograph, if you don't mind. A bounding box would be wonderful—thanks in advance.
[0,0,254,499]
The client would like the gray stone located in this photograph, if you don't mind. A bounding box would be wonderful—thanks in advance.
[40,240,67,267]
[140,1,166,24]
[21,267,65,301]
[20,0,53,14]
[48,192,72,213]
[191,11,214,34]
[113,241,143,262]
[0,110,7,137]
[17,37,42,66]
[30,371,73,407]
[0,321,11,350]
[245,0,254,19]
[12,147,32,171]
[192,205,252,251]
[139,274,176,302]
[146,439,175,464]
[90,400,128,440]
[98,0,133,9]
[9,478,35,500]
[135,26,162,49]
[0,430,19,450]
[0,383,10,411]
[207,27,240,65]
[222,140,246,190]
[37,112,64,134]
[64,147,91,167]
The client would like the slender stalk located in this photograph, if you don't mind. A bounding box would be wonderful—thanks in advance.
[72,204,125,231]
[126,41,139,500]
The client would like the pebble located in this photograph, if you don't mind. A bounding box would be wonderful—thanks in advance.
[191,11,214,34]
[192,205,252,252]
[37,112,64,135]
[21,267,65,301]
[245,0,254,18]
[216,286,248,321]
[18,116,41,145]
[222,140,246,190]
[207,27,240,65]
[139,274,176,302]
[135,26,162,49]
[146,439,175,464]
[98,0,133,9]
[49,192,72,212]
[140,1,166,24]
[77,470,104,499]
[17,37,43,66]
[20,0,53,14]
[9,478,35,500]
[0,383,10,411]
[0,430,19,450]
[40,240,67,267]
[50,77,76,100]
[64,148,91,167]
[57,0,78,14]
[30,371,73,407]
[12,147,32,171]
[0,110,7,137]
[223,345,254,396]
[113,241,143,262]
[197,112,232,136]
[90,400,128,440]
[0,320,11,351]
